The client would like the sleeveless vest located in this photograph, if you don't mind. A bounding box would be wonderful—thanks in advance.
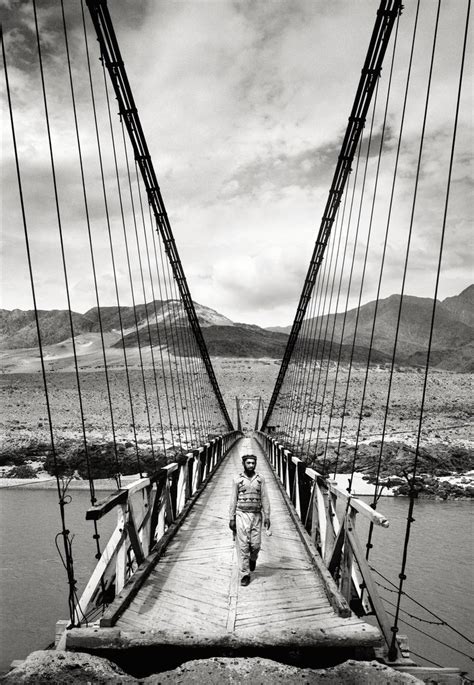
[236,473,263,513]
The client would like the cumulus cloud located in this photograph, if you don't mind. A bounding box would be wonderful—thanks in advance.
[1,0,472,327]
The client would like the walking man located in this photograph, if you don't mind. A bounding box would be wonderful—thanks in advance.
[229,453,271,586]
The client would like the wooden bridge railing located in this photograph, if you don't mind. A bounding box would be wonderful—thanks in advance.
[75,431,241,626]
[255,431,402,661]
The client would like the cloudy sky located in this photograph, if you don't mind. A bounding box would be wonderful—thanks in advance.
[1,0,472,327]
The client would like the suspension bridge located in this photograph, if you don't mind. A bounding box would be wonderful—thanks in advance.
[2,0,472,681]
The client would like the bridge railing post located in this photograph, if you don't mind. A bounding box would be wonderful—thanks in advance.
[284,449,291,498]
[277,443,283,481]
[76,430,240,627]
[192,449,201,493]
[255,430,399,656]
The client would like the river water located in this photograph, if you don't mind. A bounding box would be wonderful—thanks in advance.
[0,488,472,677]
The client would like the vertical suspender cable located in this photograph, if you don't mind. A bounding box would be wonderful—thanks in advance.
[33,0,107,614]
[86,0,232,431]
[320,137,364,460]
[363,1,420,561]
[102,73,157,465]
[286,233,333,449]
[345,15,400,492]
[295,210,341,455]
[388,0,470,661]
[332,82,380,477]
[2,25,78,627]
[135,165,176,454]
[262,0,402,430]
[32,0,97,507]
[158,239,191,448]
[148,206,184,452]
[120,120,167,458]
[299,204,345,455]
[80,0,142,476]
[309,186,351,466]
[60,0,121,488]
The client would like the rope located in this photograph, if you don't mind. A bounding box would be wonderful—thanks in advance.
[148,206,184,452]
[384,607,473,662]
[2,24,78,626]
[134,162,171,456]
[157,231,190,449]
[363,0,421,561]
[166,267,201,448]
[333,79,381,480]
[290,213,338,449]
[284,243,328,447]
[343,17,400,490]
[60,0,121,489]
[372,566,474,644]
[33,0,96,505]
[344,8,401,502]
[103,73,157,465]
[80,0,142,476]
[310,186,352,467]
[321,135,364,471]
[295,208,341,454]
[388,2,443,656]
[120,118,165,464]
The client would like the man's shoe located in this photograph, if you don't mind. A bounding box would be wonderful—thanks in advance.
[249,559,256,572]
[240,575,250,586]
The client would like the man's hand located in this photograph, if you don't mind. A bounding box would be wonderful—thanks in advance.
[229,518,236,533]
[264,517,271,529]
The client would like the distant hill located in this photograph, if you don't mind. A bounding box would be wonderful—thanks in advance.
[0,300,234,350]
[0,309,94,349]
[117,323,290,359]
[1,286,472,371]
[267,286,474,372]
[441,284,474,328]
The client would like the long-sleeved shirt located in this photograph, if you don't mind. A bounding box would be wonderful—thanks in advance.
[229,471,270,518]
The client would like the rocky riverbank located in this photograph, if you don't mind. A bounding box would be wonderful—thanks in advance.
[1,652,424,684]
[311,439,474,499]
[1,363,472,498]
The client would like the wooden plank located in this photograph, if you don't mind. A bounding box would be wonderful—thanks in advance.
[340,510,355,602]
[99,440,232,628]
[75,521,127,621]
[86,489,128,521]
[90,435,383,654]
[115,505,128,594]
[347,527,399,658]
[235,606,336,628]
[394,667,465,684]
[125,517,145,567]
[315,481,327,553]
[264,450,351,618]
[236,596,331,614]
[225,546,239,633]
[143,584,231,613]
[326,480,389,527]
[67,619,382,651]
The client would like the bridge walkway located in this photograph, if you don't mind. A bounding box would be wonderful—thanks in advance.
[102,436,381,653]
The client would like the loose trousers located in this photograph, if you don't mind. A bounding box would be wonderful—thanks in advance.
[235,510,262,578]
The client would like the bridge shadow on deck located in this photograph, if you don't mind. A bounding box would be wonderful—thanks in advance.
[67,436,382,676]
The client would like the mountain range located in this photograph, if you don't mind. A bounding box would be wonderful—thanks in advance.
[0,285,472,372]
[268,285,474,372]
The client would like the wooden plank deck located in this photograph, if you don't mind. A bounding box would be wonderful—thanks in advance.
[110,436,381,648]
[66,436,382,669]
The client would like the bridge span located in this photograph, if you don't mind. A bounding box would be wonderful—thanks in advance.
[3,0,471,678]
[64,436,382,671]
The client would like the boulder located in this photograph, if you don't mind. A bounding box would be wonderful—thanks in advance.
[1,652,423,684]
